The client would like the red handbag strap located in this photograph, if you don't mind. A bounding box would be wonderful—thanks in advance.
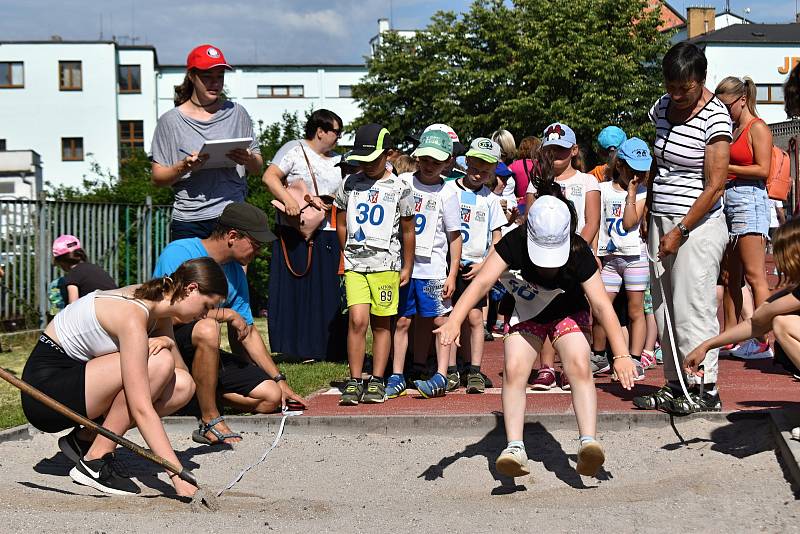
[299,143,321,197]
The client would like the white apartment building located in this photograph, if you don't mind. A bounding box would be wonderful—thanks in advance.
[0,40,367,193]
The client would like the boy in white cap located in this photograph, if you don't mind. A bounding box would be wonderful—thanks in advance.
[444,138,507,393]
[389,129,463,399]
[335,124,416,405]
[435,179,637,478]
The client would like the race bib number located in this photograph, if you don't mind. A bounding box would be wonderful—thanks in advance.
[459,191,490,263]
[499,270,565,325]
[412,191,441,258]
[346,186,399,250]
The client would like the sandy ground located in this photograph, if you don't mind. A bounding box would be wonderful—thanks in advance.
[0,417,797,533]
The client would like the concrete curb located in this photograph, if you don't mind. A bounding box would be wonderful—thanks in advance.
[768,409,800,490]
[0,424,33,443]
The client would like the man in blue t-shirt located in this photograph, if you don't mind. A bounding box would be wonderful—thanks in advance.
[154,202,306,444]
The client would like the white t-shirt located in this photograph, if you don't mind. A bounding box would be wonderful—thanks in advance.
[448,180,506,264]
[490,192,517,236]
[597,181,647,257]
[399,172,462,279]
[272,139,343,231]
[527,171,599,233]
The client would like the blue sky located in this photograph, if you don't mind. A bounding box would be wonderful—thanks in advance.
[0,0,796,65]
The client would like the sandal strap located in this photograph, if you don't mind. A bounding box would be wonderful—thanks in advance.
[199,415,226,431]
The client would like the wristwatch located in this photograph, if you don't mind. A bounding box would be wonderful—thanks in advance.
[677,222,690,237]
[273,373,287,383]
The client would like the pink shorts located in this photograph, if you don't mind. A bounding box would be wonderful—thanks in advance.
[507,310,591,345]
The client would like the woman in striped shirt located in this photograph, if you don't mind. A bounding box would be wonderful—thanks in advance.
[632,42,731,415]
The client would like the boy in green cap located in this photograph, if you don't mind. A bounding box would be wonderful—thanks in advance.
[389,129,463,399]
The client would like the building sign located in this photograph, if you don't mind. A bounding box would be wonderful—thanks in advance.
[778,57,800,75]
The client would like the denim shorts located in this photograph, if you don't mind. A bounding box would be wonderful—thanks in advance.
[723,180,770,238]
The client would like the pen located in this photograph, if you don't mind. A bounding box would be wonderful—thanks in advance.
[178,148,193,157]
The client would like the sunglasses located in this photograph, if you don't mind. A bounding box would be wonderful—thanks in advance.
[325,127,342,138]
[241,233,266,251]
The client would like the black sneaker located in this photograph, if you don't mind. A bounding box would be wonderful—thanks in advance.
[339,378,365,406]
[69,453,141,496]
[58,427,93,464]
[667,390,722,415]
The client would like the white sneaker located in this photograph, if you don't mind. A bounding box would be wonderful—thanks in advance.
[729,339,773,360]
[496,445,530,477]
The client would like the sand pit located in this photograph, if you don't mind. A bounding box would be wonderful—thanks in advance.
[0,416,797,532]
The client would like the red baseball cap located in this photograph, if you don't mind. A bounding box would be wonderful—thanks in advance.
[186,44,232,71]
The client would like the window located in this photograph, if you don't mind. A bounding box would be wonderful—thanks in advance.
[756,84,784,104]
[118,65,141,93]
[256,85,304,98]
[0,139,5,151]
[0,182,14,194]
[0,62,24,88]
[62,138,83,161]
[59,61,82,91]
[338,85,353,98]
[119,120,144,158]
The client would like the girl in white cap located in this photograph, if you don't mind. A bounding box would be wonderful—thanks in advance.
[435,172,637,479]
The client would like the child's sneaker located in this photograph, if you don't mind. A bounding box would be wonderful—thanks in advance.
[590,352,610,375]
[529,367,556,390]
[385,374,407,399]
[339,378,364,406]
[632,384,675,410]
[465,371,486,394]
[719,343,739,356]
[576,440,605,477]
[495,444,530,477]
[639,350,657,370]
[729,339,773,360]
[654,345,663,364]
[667,389,722,415]
[446,370,461,392]
[414,373,447,398]
[484,323,494,342]
[361,377,386,404]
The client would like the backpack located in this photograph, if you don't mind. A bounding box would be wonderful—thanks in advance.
[767,146,791,201]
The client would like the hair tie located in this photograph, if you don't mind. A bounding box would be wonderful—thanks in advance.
[163,275,173,284]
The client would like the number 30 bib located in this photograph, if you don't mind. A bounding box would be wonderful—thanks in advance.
[499,270,565,325]
[412,191,441,258]
[346,186,399,250]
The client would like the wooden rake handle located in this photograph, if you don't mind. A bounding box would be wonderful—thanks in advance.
[0,366,197,486]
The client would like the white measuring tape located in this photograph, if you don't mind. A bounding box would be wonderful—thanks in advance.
[646,246,701,410]
[217,408,303,497]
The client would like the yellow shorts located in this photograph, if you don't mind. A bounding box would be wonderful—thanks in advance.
[344,271,400,316]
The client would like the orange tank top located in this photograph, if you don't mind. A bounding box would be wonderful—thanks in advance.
[728,118,762,180]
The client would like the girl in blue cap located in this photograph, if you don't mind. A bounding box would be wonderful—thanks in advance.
[595,138,653,376]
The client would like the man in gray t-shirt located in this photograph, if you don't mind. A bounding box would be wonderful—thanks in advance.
[150,101,260,239]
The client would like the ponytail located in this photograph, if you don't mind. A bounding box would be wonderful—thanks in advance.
[528,149,579,236]
[134,257,228,304]
[742,77,758,117]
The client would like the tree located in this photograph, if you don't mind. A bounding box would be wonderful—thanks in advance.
[353,0,670,163]
[47,150,173,205]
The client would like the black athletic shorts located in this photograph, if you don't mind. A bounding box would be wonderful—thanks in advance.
[173,321,272,397]
[453,265,487,310]
[21,334,88,433]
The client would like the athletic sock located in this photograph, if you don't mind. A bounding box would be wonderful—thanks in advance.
[467,364,481,374]
[371,376,384,383]
[447,365,459,375]
[579,435,596,446]
[508,440,525,450]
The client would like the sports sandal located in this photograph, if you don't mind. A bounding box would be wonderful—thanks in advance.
[667,390,722,415]
[632,385,675,410]
[191,416,243,445]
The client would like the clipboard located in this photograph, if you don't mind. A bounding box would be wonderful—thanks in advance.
[198,137,253,169]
